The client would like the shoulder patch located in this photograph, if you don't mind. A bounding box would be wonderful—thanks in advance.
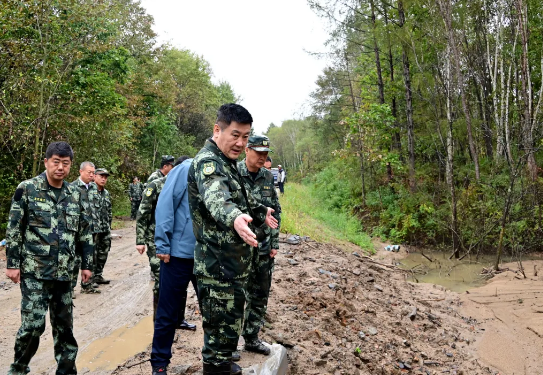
[203,162,216,176]
[13,188,24,202]
[145,188,153,197]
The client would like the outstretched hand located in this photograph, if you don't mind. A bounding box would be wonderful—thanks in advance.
[234,214,258,247]
[265,208,278,229]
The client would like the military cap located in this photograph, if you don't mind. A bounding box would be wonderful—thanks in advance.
[162,155,175,165]
[95,168,110,176]
[247,135,272,152]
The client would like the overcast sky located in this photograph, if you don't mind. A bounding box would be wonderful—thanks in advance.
[140,0,329,135]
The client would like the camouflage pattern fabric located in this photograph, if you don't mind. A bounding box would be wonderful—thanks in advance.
[6,173,94,280]
[197,276,247,365]
[146,169,165,185]
[188,139,268,281]
[128,182,144,219]
[90,188,112,279]
[136,177,166,296]
[9,277,77,375]
[237,160,281,254]
[237,160,281,340]
[242,253,274,340]
[70,179,100,290]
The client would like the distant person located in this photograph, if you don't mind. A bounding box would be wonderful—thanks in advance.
[264,156,272,170]
[128,177,144,220]
[237,136,281,358]
[147,155,175,185]
[71,161,101,296]
[188,103,278,375]
[278,164,286,195]
[87,168,112,289]
[150,158,199,374]
[5,141,93,375]
[136,156,196,327]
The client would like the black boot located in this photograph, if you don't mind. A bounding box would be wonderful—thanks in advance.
[232,351,241,362]
[244,337,271,355]
[231,362,242,375]
[152,366,167,375]
[202,362,231,375]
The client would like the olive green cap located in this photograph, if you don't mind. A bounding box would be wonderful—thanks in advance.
[95,168,110,176]
[247,135,272,152]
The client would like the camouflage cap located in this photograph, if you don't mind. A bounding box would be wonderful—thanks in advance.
[162,155,175,165]
[95,168,110,176]
[247,135,272,152]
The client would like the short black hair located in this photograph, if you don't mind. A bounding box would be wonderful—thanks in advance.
[175,156,190,166]
[45,141,74,160]
[160,160,174,168]
[266,156,272,163]
[216,103,253,130]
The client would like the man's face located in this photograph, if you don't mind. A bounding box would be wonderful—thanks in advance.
[264,161,272,170]
[245,148,268,172]
[162,164,174,176]
[95,174,108,188]
[213,121,252,160]
[44,155,72,184]
[79,165,95,184]
[133,178,138,183]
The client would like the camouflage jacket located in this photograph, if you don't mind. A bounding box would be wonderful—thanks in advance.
[128,182,144,200]
[146,170,165,186]
[94,188,112,233]
[238,160,281,254]
[136,177,166,245]
[6,173,94,281]
[188,139,268,281]
[70,179,100,234]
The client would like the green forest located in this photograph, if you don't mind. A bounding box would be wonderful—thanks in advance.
[2,0,543,265]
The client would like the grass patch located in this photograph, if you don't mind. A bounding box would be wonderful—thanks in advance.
[280,183,374,253]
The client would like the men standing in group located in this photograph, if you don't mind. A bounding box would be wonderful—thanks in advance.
[277,165,285,195]
[128,177,144,220]
[150,157,199,374]
[71,161,101,296]
[89,168,113,288]
[136,156,196,329]
[147,155,175,184]
[5,141,93,375]
[188,103,278,375]
[237,136,281,358]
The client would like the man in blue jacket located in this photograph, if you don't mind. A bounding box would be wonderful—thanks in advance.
[150,159,198,374]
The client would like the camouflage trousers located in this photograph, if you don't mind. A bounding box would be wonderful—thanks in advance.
[242,253,274,340]
[9,276,77,375]
[130,199,141,220]
[93,231,111,278]
[197,276,247,365]
[146,241,160,297]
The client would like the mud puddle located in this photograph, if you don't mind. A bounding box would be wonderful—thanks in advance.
[77,316,153,372]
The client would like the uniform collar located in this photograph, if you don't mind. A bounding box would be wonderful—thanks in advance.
[238,159,266,180]
[39,172,71,202]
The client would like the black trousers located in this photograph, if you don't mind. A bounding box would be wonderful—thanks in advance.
[150,257,198,368]
[278,182,284,194]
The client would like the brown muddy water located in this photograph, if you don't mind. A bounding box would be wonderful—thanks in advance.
[398,249,524,292]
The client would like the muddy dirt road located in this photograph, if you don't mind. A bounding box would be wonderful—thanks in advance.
[0,221,157,374]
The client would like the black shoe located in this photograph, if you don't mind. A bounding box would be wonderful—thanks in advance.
[176,320,196,331]
[202,362,230,375]
[93,275,111,284]
[152,366,167,375]
[244,338,271,355]
[231,361,242,375]
[232,351,241,362]
[80,287,101,294]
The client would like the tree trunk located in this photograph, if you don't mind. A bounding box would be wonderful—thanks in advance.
[370,0,385,105]
[398,0,416,191]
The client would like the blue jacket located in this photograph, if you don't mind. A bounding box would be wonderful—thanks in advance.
[155,159,196,259]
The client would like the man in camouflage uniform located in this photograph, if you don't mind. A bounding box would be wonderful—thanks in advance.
[5,141,94,375]
[136,156,196,327]
[128,177,144,220]
[71,161,101,296]
[147,155,175,185]
[238,135,281,357]
[188,103,278,375]
[87,168,113,288]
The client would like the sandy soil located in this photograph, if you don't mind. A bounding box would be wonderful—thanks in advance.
[0,220,157,375]
[460,260,543,375]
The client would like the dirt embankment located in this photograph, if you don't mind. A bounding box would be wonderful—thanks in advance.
[115,237,493,375]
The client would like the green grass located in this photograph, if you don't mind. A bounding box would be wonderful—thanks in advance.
[280,183,374,253]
